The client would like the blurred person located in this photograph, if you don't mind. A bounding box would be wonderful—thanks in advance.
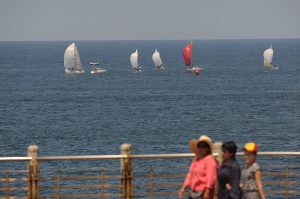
[218,141,241,199]
[178,135,217,199]
[240,142,266,199]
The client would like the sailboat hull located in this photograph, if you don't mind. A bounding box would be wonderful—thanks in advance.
[264,65,279,71]
[186,66,204,72]
[65,68,85,74]
[156,65,165,70]
[132,67,142,72]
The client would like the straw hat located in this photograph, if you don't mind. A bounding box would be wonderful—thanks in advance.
[189,135,213,154]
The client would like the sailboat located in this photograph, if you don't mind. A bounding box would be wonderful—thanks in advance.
[64,43,84,74]
[90,61,106,74]
[152,49,164,69]
[130,49,141,71]
[183,41,203,72]
[263,46,279,70]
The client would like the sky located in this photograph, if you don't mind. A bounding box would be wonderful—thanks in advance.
[0,0,300,41]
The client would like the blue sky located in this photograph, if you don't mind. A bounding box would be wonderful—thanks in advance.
[0,0,299,41]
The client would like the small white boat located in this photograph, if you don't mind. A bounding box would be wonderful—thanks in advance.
[263,46,279,71]
[152,49,164,69]
[91,67,106,74]
[183,41,204,73]
[89,61,106,74]
[130,49,142,72]
[64,43,85,74]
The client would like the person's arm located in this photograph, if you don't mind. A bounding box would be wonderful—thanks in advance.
[255,170,266,199]
[203,188,211,199]
[178,171,191,198]
[178,160,193,198]
[178,183,188,198]
[206,156,217,189]
[203,156,217,199]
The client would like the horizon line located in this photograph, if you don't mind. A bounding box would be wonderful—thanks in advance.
[1,37,300,42]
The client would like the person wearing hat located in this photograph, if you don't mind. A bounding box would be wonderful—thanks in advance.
[178,135,217,199]
[240,142,266,199]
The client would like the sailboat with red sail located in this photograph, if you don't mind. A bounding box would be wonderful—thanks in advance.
[183,41,203,73]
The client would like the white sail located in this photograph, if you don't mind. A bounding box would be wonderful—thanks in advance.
[64,43,84,73]
[152,49,163,67]
[263,46,273,67]
[130,49,139,69]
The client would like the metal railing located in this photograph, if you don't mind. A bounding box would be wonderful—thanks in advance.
[0,143,299,198]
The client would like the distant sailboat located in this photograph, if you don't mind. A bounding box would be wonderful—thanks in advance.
[64,43,84,74]
[263,46,279,70]
[152,49,164,69]
[183,41,203,73]
[130,49,141,71]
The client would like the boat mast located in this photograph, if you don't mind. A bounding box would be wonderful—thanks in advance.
[190,40,193,66]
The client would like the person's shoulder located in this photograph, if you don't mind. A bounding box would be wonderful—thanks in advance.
[251,162,261,172]
[206,155,218,164]
[206,154,215,160]
[191,157,198,163]
[253,162,260,169]
[231,158,241,169]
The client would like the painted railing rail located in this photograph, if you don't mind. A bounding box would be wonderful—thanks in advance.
[2,152,300,162]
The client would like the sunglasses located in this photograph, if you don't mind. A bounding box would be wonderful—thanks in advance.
[197,142,209,149]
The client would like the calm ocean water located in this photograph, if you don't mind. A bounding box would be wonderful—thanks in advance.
[0,39,299,157]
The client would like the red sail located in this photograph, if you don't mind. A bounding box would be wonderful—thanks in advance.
[183,42,192,66]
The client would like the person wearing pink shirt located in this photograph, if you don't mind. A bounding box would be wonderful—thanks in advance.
[179,135,217,199]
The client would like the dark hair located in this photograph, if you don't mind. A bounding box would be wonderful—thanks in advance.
[222,141,237,155]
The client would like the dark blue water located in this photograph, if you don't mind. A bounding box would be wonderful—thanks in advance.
[0,40,299,157]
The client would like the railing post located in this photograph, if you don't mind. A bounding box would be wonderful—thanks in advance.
[6,172,9,198]
[213,142,223,165]
[213,142,223,199]
[100,169,105,199]
[120,144,133,199]
[27,145,39,199]
[285,165,289,199]
[56,170,61,199]
[149,166,154,199]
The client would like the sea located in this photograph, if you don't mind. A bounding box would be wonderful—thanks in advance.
[0,39,299,156]
[0,39,299,197]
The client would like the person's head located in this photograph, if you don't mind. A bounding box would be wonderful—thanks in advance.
[222,141,237,161]
[190,135,213,158]
[243,142,258,166]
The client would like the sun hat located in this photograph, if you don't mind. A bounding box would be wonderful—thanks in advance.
[189,135,213,154]
[243,142,258,153]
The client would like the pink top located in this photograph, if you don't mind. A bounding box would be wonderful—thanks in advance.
[184,155,217,192]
